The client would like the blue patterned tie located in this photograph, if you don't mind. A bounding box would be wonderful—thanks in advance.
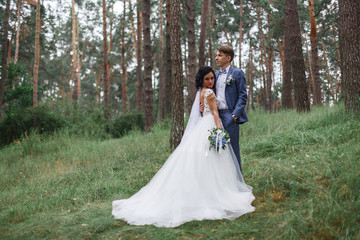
[219,69,227,75]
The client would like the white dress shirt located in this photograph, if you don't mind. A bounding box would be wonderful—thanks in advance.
[216,65,230,110]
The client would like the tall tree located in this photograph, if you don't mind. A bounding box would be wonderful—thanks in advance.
[121,0,127,112]
[169,0,184,149]
[256,7,267,110]
[239,1,243,69]
[338,0,360,112]
[157,0,165,121]
[308,0,321,105]
[198,0,210,67]
[142,0,154,131]
[282,1,293,109]
[0,0,10,118]
[71,1,81,101]
[14,0,22,64]
[102,0,110,119]
[33,0,41,128]
[265,4,274,111]
[135,0,143,110]
[186,0,196,114]
[285,0,310,112]
[164,0,172,117]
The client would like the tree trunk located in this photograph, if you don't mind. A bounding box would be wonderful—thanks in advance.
[142,0,154,131]
[169,0,184,149]
[282,7,293,109]
[14,0,22,64]
[128,0,137,55]
[208,9,216,69]
[135,0,143,111]
[285,0,310,112]
[256,7,267,110]
[0,0,10,118]
[239,1,243,69]
[157,0,165,122]
[71,0,78,102]
[265,8,273,112]
[186,0,196,114]
[308,0,321,105]
[76,16,81,100]
[164,0,172,117]
[102,0,110,119]
[305,37,315,104]
[122,0,127,112]
[248,46,254,111]
[33,0,41,128]
[198,0,209,67]
[321,39,335,102]
[338,0,360,112]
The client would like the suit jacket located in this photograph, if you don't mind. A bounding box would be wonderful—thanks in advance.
[215,66,248,124]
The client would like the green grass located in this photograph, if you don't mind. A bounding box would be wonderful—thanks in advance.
[1,104,359,239]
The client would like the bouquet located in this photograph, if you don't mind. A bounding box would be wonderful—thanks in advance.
[208,128,230,152]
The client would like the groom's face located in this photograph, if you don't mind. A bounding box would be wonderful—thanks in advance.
[215,51,231,69]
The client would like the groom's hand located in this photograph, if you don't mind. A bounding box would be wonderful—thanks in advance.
[199,102,204,113]
[232,114,238,123]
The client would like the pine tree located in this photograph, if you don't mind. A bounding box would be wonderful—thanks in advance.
[338,0,360,112]
[169,0,184,149]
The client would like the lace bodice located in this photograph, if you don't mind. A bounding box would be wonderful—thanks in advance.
[203,89,218,116]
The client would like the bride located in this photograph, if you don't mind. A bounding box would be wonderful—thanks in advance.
[112,66,255,228]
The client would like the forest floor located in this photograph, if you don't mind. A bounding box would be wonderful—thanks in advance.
[1,103,359,240]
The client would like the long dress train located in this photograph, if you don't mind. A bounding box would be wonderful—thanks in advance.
[112,89,255,228]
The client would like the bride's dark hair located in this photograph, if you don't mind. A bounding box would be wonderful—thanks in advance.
[195,66,216,90]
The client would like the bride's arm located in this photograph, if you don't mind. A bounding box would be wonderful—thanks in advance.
[207,93,222,129]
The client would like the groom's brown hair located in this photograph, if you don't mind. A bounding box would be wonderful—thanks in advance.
[217,45,234,62]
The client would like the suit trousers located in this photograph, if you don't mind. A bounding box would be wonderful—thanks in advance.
[218,109,241,172]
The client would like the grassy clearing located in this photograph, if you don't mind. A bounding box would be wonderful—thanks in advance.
[1,104,359,239]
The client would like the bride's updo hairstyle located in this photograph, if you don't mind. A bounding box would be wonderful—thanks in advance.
[195,66,216,90]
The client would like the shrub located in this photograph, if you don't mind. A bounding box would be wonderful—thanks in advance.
[111,111,145,138]
[0,105,66,147]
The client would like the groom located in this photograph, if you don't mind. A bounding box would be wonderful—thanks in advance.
[214,45,248,172]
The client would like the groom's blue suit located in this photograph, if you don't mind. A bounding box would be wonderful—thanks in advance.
[214,66,248,172]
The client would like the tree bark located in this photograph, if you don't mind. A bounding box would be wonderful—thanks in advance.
[142,0,154,131]
[321,39,335,102]
[338,0,360,113]
[285,0,310,112]
[239,1,243,69]
[135,0,143,111]
[256,7,267,110]
[122,0,127,112]
[14,0,22,64]
[71,0,79,102]
[282,5,293,109]
[186,0,197,114]
[102,0,110,119]
[169,0,184,149]
[308,0,321,105]
[33,0,41,128]
[0,0,10,118]
[164,0,172,117]
[265,7,273,112]
[198,0,210,67]
[305,36,315,104]
[157,0,165,122]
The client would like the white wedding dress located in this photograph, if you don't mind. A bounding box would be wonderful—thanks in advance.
[112,89,255,228]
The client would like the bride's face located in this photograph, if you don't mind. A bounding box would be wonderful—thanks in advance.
[203,72,215,89]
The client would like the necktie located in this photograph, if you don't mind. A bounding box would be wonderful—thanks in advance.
[219,69,227,75]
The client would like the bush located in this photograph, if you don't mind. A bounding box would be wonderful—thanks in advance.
[111,111,145,138]
[0,105,66,147]
[67,107,111,139]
